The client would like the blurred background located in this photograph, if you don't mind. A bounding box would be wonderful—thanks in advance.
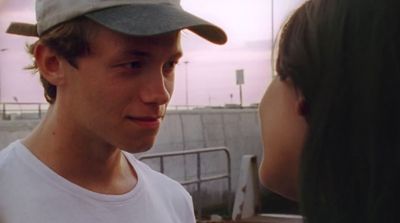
[0,0,303,107]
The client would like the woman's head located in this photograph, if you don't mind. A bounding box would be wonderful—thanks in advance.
[258,2,311,201]
[258,75,308,200]
[259,0,400,221]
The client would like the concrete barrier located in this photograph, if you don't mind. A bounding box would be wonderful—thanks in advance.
[0,108,263,211]
[145,109,263,209]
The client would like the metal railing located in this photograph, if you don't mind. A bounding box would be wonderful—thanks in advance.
[0,102,257,120]
[139,146,232,219]
[1,102,49,120]
[0,103,206,120]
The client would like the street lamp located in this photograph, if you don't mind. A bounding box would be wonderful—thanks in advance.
[184,60,189,108]
[271,0,276,80]
[0,48,8,103]
[271,0,274,42]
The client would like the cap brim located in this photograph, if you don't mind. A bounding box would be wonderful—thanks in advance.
[85,4,227,45]
[6,22,38,37]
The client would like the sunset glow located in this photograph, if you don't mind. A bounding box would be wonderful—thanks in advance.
[0,0,303,106]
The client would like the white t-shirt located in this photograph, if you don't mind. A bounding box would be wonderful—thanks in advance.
[0,140,196,223]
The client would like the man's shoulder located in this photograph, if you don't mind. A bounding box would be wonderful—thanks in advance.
[127,154,182,184]
[125,153,191,196]
[0,141,20,168]
[0,141,25,189]
[125,153,194,218]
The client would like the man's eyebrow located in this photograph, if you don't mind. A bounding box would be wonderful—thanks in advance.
[122,50,183,59]
[124,50,151,57]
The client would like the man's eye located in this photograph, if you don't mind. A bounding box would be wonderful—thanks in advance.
[123,61,142,69]
[163,61,178,72]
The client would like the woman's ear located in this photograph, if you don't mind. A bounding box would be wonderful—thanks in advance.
[34,43,65,86]
[296,97,309,116]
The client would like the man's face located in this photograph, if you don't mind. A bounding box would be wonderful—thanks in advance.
[59,25,182,153]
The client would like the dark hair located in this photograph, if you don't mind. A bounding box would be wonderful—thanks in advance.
[277,0,400,222]
[27,17,97,104]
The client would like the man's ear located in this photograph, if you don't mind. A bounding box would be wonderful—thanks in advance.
[34,43,65,86]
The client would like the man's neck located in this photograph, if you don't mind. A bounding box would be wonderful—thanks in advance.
[22,106,138,195]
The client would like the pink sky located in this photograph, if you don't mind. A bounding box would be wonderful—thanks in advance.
[0,0,303,106]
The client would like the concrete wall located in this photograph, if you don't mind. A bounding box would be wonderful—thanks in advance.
[0,120,40,149]
[0,108,263,210]
[143,109,263,210]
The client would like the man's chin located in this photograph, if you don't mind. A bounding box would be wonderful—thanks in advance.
[122,142,155,154]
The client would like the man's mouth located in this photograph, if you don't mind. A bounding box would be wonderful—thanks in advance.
[126,116,162,129]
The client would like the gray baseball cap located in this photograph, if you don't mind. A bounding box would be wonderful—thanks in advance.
[6,0,227,45]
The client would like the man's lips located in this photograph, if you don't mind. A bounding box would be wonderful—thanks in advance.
[126,116,162,128]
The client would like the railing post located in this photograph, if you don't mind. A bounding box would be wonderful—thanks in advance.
[38,104,42,119]
[2,103,5,120]
[160,157,164,173]
[226,149,232,211]
[196,152,202,220]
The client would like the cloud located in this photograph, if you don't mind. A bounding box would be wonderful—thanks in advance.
[181,39,270,64]
[0,0,34,12]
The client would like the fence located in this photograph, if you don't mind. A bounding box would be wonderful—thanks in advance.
[0,102,254,120]
[139,146,232,219]
[0,103,213,120]
[1,103,49,120]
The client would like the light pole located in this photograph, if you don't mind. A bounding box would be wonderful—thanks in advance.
[271,0,276,80]
[184,60,189,108]
[0,48,8,103]
[271,0,274,42]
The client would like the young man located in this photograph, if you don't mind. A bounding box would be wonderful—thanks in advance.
[0,0,226,222]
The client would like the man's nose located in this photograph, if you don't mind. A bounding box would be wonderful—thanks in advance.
[139,70,171,105]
